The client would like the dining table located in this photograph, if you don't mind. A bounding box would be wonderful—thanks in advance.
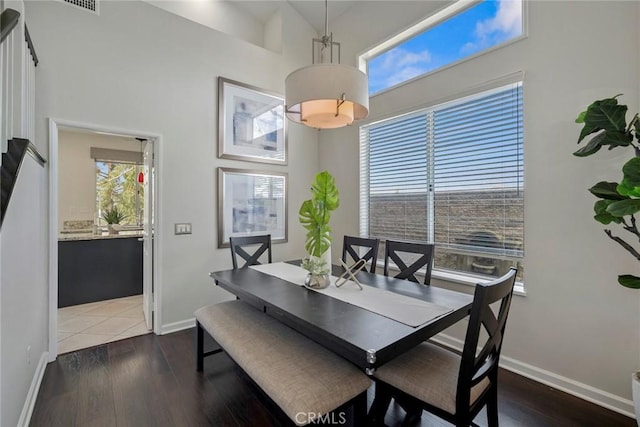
[209,261,474,374]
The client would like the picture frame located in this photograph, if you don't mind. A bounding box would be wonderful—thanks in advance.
[218,77,287,165]
[218,168,288,248]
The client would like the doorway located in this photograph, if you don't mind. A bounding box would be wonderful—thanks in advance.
[48,119,160,360]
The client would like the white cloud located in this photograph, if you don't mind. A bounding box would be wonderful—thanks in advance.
[475,0,522,39]
[370,47,431,91]
[378,48,431,72]
[384,65,430,88]
[461,0,522,55]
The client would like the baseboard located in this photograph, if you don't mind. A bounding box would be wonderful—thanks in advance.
[432,334,635,419]
[18,351,49,427]
[159,317,195,335]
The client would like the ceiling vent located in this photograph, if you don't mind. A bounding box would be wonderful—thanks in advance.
[61,0,99,14]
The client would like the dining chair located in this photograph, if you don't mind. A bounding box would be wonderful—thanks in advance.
[229,235,272,269]
[383,240,435,285]
[341,235,380,273]
[369,267,518,427]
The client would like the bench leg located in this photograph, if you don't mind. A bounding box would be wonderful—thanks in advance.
[352,391,368,426]
[196,321,204,372]
[368,382,392,426]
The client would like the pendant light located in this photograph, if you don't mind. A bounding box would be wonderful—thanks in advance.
[285,0,369,129]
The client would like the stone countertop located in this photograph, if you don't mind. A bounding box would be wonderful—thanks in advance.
[58,230,144,241]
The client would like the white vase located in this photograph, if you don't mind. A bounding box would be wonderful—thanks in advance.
[632,372,640,425]
[322,244,332,272]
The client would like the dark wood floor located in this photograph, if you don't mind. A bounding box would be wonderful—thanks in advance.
[30,329,634,427]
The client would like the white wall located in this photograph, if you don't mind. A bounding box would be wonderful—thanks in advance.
[25,0,319,331]
[142,0,267,50]
[58,130,143,231]
[1,157,48,427]
[320,0,640,412]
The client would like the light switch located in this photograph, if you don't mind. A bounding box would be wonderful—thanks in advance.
[175,223,192,235]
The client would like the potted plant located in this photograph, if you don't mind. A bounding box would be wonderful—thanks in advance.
[102,206,127,235]
[298,170,340,288]
[573,94,640,420]
[300,257,330,289]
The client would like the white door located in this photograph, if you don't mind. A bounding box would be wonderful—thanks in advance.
[142,139,154,330]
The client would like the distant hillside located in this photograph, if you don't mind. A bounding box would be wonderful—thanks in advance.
[368,189,524,279]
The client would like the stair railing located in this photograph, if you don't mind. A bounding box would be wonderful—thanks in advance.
[0,9,20,45]
[1,138,46,227]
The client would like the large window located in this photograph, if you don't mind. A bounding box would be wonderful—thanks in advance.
[366,0,524,95]
[359,82,524,281]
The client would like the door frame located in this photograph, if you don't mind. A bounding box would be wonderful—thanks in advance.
[47,118,163,361]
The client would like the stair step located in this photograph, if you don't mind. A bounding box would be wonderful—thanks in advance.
[2,154,17,171]
[4,152,19,168]
[1,138,31,227]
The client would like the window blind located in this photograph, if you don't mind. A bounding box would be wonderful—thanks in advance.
[433,83,523,258]
[360,82,523,271]
[362,112,430,242]
[90,147,142,164]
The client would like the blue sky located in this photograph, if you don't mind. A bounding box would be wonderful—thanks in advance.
[368,0,523,94]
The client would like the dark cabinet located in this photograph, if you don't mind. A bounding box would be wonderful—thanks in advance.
[58,237,143,307]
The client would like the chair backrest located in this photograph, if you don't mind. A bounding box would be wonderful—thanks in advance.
[341,235,380,273]
[383,240,434,285]
[229,235,272,269]
[456,267,517,415]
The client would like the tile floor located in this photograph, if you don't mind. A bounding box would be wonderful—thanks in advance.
[57,295,151,355]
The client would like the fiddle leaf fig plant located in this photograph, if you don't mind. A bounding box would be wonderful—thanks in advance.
[298,170,340,259]
[574,94,640,288]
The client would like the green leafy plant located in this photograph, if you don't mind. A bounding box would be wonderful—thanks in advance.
[300,257,329,275]
[102,206,127,225]
[298,170,340,258]
[574,94,640,288]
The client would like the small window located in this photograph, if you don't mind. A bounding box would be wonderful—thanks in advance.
[366,0,523,95]
[95,161,144,227]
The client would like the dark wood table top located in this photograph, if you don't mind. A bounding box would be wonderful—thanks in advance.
[209,263,473,372]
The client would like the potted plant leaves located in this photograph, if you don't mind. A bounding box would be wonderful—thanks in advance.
[299,170,340,288]
[102,206,127,235]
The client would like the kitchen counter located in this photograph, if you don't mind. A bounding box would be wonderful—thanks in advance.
[58,230,143,241]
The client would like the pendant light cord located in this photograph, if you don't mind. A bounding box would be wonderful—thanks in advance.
[324,0,328,38]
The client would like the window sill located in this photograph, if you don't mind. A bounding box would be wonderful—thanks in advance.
[378,261,526,297]
[431,269,526,297]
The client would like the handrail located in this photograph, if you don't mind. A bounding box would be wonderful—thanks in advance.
[0,9,20,45]
[26,140,47,167]
[24,25,38,67]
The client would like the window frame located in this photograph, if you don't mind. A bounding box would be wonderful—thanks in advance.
[359,76,525,292]
[358,0,528,97]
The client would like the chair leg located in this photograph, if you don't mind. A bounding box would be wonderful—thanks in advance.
[196,321,204,372]
[400,407,422,427]
[486,385,499,427]
[396,394,422,427]
[368,383,393,426]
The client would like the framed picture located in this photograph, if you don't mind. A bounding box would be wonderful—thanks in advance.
[218,77,287,165]
[218,168,288,248]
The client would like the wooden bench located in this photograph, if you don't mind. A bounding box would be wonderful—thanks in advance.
[195,300,371,426]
